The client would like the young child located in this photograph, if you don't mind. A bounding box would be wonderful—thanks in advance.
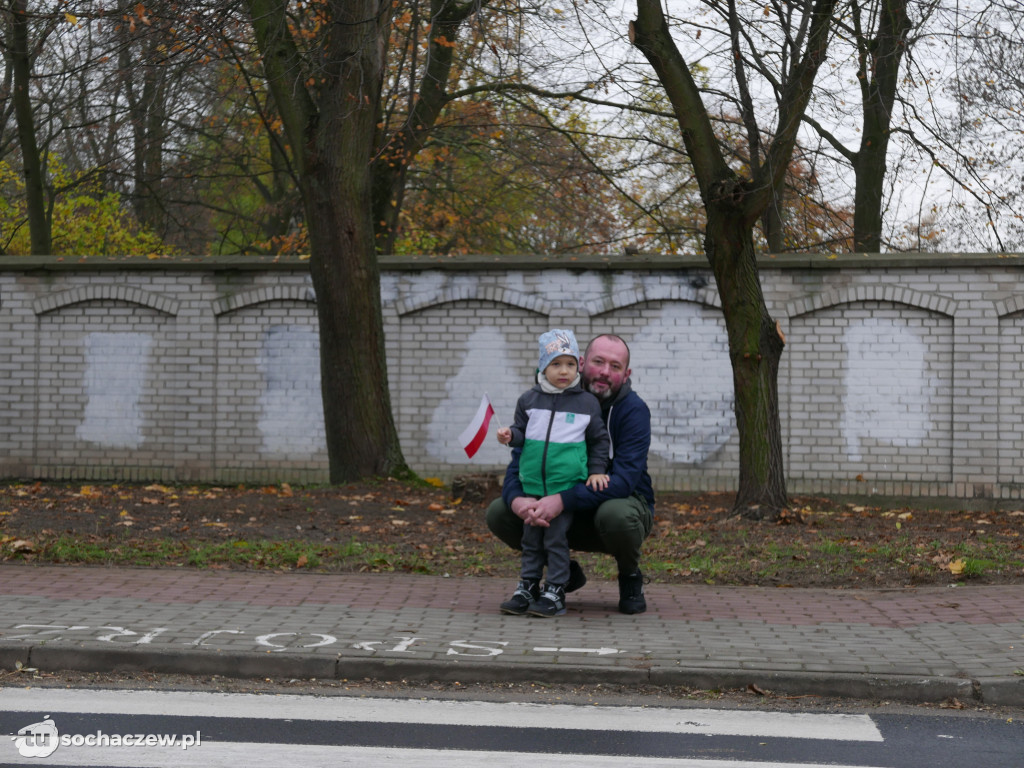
[496,329,610,617]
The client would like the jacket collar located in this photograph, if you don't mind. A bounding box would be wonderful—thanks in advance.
[534,371,583,395]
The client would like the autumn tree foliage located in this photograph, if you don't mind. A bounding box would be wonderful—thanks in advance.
[2,0,63,254]
[86,2,299,255]
[1,0,847,263]
[392,100,633,255]
[118,1,644,259]
[0,157,168,255]
[0,1,217,255]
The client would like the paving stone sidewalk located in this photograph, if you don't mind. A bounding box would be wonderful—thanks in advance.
[1,565,1023,706]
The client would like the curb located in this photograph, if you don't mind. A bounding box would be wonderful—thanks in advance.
[976,676,1024,707]
[0,644,29,672]
[4,643,1022,706]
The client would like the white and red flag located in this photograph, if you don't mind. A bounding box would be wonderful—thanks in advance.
[458,394,495,458]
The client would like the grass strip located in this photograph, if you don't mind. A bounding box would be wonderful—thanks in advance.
[4,532,1021,586]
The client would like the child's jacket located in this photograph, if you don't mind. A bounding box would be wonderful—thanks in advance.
[508,381,610,497]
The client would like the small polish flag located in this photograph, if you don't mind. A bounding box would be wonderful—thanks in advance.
[458,394,496,458]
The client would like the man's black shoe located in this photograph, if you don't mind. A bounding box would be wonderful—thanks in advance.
[566,559,587,593]
[617,569,647,614]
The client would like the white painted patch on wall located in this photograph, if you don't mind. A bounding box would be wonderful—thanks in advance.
[631,304,734,463]
[397,270,447,306]
[76,332,152,449]
[842,317,935,462]
[428,326,522,465]
[257,326,325,456]
[379,272,399,304]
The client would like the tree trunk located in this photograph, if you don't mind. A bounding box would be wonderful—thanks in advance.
[120,14,167,236]
[9,0,50,255]
[631,0,791,518]
[851,135,887,253]
[131,62,166,234]
[257,119,296,245]
[705,201,788,518]
[306,0,408,482]
[140,59,166,233]
[304,190,406,481]
[247,0,408,482]
[852,0,910,253]
[761,196,785,253]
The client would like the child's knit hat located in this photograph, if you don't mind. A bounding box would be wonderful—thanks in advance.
[538,329,580,373]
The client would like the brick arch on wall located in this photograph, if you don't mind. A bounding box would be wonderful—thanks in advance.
[213,285,316,316]
[786,284,957,319]
[585,283,720,317]
[994,295,1024,318]
[33,285,180,316]
[391,285,551,317]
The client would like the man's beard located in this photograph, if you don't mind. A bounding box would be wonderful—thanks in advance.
[586,380,614,400]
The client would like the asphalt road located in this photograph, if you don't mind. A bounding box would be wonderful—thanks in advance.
[2,686,1022,767]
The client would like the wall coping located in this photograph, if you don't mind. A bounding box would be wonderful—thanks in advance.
[0,252,1022,272]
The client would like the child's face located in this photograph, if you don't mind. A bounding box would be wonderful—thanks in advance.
[543,355,578,389]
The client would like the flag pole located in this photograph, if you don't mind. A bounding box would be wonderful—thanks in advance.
[485,392,504,430]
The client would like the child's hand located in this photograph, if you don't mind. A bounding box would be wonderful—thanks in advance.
[586,473,609,491]
[496,427,512,445]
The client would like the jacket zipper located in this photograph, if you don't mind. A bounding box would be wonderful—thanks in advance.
[540,395,557,496]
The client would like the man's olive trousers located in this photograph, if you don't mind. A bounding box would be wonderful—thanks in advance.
[485,493,653,575]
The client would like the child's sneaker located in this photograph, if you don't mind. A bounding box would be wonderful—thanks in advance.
[527,583,566,617]
[500,579,539,615]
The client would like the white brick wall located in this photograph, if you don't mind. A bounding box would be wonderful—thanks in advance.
[3,253,1024,501]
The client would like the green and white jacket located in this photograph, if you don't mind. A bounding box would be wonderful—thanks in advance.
[507,375,610,498]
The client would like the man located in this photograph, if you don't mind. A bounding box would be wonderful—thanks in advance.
[486,334,655,614]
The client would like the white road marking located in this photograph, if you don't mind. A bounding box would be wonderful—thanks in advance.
[0,688,883,742]
[0,742,889,768]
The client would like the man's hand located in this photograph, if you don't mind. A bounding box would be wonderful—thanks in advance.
[522,493,564,527]
[510,496,538,521]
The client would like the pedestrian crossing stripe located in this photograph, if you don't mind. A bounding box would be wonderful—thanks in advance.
[0,741,892,768]
[0,689,883,742]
